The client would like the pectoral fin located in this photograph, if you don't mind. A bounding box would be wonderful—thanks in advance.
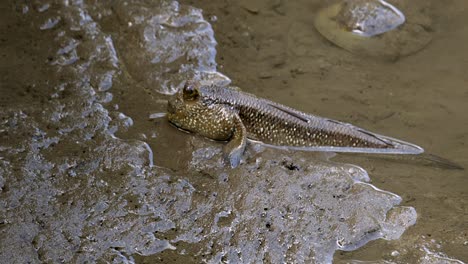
[223,114,247,168]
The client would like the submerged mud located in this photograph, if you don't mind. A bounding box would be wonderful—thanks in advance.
[0,0,466,263]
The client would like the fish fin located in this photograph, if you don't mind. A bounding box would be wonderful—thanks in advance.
[326,119,424,154]
[223,113,247,168]
[325,119,390,145]
[371,134,424,154]
[267,103,310,123]
[356,128,394,146]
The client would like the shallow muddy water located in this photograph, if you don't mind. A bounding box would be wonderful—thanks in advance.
[0,0,467,263]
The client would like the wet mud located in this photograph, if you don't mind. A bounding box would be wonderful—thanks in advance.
[0,0,467,263]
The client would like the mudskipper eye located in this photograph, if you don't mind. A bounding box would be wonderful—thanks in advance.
[183,82,199,101]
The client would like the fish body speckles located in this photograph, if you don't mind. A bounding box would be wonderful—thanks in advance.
[167,81,424,168]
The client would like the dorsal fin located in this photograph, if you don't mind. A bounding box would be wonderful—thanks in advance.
[325,119,401,147]
[267,103,310,123]
[356,128,394,146]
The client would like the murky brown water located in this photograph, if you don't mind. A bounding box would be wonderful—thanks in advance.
[0,0,466,263]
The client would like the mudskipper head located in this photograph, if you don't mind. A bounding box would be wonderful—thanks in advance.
[167,80,207,131]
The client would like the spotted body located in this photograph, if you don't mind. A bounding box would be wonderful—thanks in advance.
[167,82,423,167]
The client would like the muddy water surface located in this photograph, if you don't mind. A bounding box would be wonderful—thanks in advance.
[0,0,467,263]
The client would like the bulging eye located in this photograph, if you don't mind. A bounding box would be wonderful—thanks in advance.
[183,81,199,101]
